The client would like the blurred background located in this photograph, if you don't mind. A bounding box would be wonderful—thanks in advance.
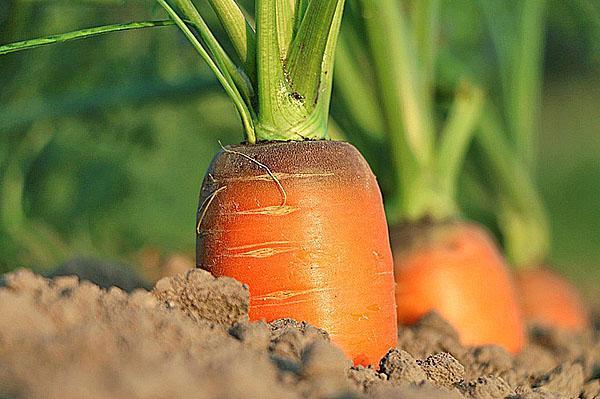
[0,1,598,298]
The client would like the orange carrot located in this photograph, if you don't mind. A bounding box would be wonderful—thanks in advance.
[330,2,527,352]
[516,267,589,331]
[197,141,398,366]
[392,221,525,353]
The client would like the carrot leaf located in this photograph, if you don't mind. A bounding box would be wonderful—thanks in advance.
[158,0,256,142]
[0,20,174,56]
[207,0,257,81]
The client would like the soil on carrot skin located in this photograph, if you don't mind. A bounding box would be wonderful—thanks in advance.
[0,268,598,399]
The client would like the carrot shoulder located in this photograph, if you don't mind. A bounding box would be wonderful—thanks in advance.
[197,140,397,366]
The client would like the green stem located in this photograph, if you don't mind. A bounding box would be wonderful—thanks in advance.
[360,0,436,222]
[207,0,257,80]
[508,0,546,169]
[477,104,550,267]
[437,81,484,205]
[255,0,306,139]
[287,0,340,107]
[412,0,440,107]
[276,0,295,58]
[158,0,256,142]
[293,0,310,35]
[254,0,344,141]
[168,0,254,107]
[0,20,174,55]
[309,0,345,131]
[477,0,514,125]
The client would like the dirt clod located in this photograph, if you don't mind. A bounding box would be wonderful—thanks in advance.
[582,379,600,399]
[457,375,514,399]
[417,352,466,389]
[348,366,387,394]
[379,348,427,386]
[153,268,249,327]
[269,318,330,363]
[398,312,467,361]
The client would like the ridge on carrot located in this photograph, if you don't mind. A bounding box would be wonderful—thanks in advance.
[0,0,398,366]
[332,0,525,352]
[471,0,589,331]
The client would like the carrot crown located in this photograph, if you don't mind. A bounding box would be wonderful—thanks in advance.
[158,0,346,144]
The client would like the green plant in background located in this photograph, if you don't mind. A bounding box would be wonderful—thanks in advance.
[442,0,600,296]
[451,0,551,270]
[0,1,230,273]
[331,0,599,296]
[465,0,592,329]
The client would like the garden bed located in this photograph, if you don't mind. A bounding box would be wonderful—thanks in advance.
[0,267,597,398]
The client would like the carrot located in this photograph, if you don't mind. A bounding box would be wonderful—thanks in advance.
[197,141,397,365]
[156,0,397,365]
[150,0,399,365]
[515,267,589,331]
[392,222,524,352]
[333,0,525,352]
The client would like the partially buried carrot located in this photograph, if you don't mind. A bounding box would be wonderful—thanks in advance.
[197,141,397,365]
[154,0,397,366]
[392,221,524,352]
[516,267,589,331]
[332,0,525,352]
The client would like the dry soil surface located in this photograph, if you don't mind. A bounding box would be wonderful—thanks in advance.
[0,268,598,399]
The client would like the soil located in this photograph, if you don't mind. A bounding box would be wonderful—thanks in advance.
[0,267,598,399]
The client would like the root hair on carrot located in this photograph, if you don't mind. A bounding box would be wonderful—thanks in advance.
[197,185,228,234]
[218,141,287,207]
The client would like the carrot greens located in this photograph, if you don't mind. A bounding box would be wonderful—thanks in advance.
[1,0,346,144]
[474,0,550,267]
[158,0,345,143]
[335,0,484,224]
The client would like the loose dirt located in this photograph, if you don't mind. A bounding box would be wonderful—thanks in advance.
[0,268,598,399]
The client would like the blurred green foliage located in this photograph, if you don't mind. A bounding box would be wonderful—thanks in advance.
[0,0,598,296]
